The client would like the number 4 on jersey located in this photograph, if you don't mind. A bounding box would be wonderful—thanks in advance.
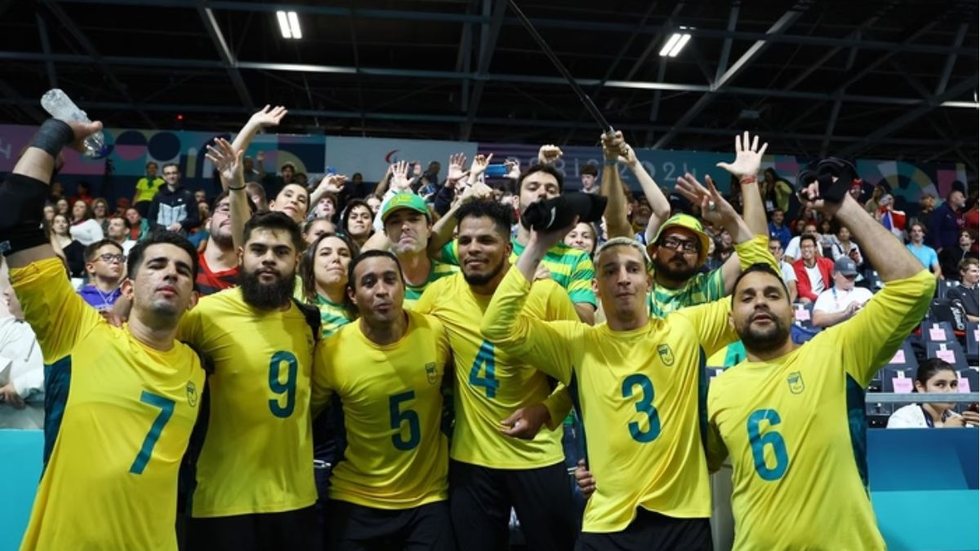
[468,340,500,398]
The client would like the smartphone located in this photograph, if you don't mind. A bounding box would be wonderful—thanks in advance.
[484,164,509,178]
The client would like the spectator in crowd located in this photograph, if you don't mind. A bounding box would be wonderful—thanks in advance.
[242,155,263,184]
[77,240,126,312]
[299,233,358,337]
[946,258,979,323]
[311,192,338,222]
[48,180,65,204]
[365,195,382,215]
[783,222,817,262]
[50,213,86,283]
[828,224,863,264]
[267,181,310,225]
[792,234,834,303]
[911,192,936,224]
[42,204,55,226]
[264,161,296,200]
[0,260,44,430]
[124,207,152,241]
[812,257,873,329]
[245,182,269,212]
[302,217,337,246]
[864,183,886,214]
[905,222,942,279]
[929,188,967,251]
[69,181,94,206]
[194,189,207,206]
[105,215,137,256]
[565,221,599,255]
[938,229,977,280]
[148,163,199,235]
[54,197,69,216]
[341,199,376,249]
[875,193,906,240]
[888,359,979,428]
[768,238,798,303]
[91,197,110,234]
[132,161,164,217]
[761,167,794,214]
[68,199,104,246]
[580,163,599,194]
[314,250,453,551]
[705,181,935,549]
[768,208,792,249]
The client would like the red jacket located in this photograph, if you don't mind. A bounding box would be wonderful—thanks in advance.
[793,257,834,302]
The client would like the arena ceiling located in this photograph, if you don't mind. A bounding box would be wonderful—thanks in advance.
[1,0,978,169]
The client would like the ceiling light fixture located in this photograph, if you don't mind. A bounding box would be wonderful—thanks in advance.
[277,10,302,39]
[659,28,692,58]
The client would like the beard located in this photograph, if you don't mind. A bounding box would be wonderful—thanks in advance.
[239,268,295,310]
[653,255,699,282]
[738,312,791,354]
[462,257,507,286]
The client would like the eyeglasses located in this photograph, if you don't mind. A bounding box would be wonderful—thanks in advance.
[659,237,700,253]
[98,253,126,263]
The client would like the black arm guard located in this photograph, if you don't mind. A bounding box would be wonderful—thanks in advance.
[0,173,50,256]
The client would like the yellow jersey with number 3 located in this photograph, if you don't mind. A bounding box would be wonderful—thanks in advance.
[177,287,317,517]
[13,258,204,551]
[414,271,576,468]
[706,270,934,550]
[481,268,737,532]
[312,311,451,509]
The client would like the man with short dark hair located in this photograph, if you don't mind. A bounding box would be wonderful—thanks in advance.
[580,164,599,194]
[792,234,834,303]
[706,182,935,550]
[78,239,126,311]
[768,209,792,249]
[148,162,199,234]
[2,116,203,549]
[906,222,942,279]
[947,257,979,323]
[929,189,966,251]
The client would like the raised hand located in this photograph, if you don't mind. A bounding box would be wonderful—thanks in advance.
[716,131,768,179]
[469,153,494,179]
[674,173,737,227]
[248,105,288,129]
[390,160,412,192]
[538,144,563,165]
[205,137,243,185]
[601,130,629,162]
[446,152,469,185]
[316,173,347,194]
[504,159,521,180]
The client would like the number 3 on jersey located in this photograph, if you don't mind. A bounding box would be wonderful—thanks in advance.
[468,339,500,398]
[621,373,661,443]
[268,351,298,418]
[747,409,789,480]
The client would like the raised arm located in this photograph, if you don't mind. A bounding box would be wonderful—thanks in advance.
[426,154,493,260]
[229,105,288,164]
[205,138,249,251]
[620,148,670,242]
[600,131,634,240]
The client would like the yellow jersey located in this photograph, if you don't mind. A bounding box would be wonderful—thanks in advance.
[177,287,317,517]
[312,311,451,509]
[13,258,203,551]
[414,271,577,469]
[706,270,935,550]
[481,268,736,532]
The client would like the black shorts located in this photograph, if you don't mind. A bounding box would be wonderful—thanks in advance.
[324,499,454,551]
[575,509,711,551]
[184,506,319,551]
[450,459,577,551]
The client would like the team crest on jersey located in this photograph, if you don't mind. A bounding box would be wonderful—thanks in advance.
[186,382,199,407]
[425,363,438,385]
[657,344,675,366]
[787,371,805,394]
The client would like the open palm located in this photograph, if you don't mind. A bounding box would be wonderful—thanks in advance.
[249,105,288,128]
[716,131,767,178]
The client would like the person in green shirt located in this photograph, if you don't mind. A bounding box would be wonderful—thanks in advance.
[132,161,165,217]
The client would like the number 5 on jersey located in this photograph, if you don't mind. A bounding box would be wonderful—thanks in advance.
[389,391,421,451]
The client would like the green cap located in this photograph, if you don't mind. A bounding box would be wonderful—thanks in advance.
[381,193,429,222]
[651,213,711,267]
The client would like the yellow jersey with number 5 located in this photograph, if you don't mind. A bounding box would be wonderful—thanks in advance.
[177,287,317,517]
[13,257,204,551]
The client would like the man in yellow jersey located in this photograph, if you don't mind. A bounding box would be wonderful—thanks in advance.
[415,200,579,550]
[313,250,453,550]
[179,211,320,551]
[365,192,457,310]
[1,117,204,550]
[706,182,936,550]
[430,164,597,324]
[481,179,774,550]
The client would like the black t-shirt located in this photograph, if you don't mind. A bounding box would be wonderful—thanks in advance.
[947,284,979,317]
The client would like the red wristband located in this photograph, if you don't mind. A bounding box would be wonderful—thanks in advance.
[739,175,757,185]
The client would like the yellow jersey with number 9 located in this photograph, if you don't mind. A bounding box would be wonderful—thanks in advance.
[177,287,317,517]
[13,257,204,551]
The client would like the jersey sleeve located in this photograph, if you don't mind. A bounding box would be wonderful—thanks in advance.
[175,302,205,349]
[738,234,779,273]
[674,298,737,358]
[412,277,443,315]
[9,257,101,363]
[565,250,597,307]
[436,240,459,266]
[690,269,725,302]
[480,267,583,385]
[310,339,336,418]
[827,270,935,387]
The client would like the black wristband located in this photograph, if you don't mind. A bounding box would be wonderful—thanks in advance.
[228,185,245,191]
[30,119,74,158]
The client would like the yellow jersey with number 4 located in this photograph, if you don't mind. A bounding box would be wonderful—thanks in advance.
[312,311,451,509]
[414,271,576,468]
[481,268,736,533]
[177,287,317,517]
[13,258,204,551]
[706,270,934,551]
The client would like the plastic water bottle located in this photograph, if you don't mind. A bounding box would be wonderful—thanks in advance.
[40,89,107,158]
